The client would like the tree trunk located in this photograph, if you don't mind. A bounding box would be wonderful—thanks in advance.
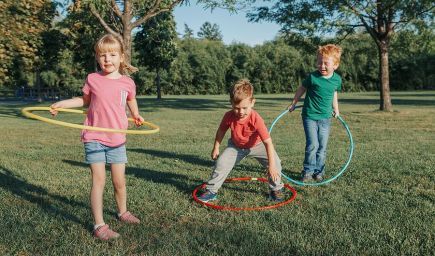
[36,70,42,103]
[122,28,132,65]
[378,40,393,111]
[156,68,161,100]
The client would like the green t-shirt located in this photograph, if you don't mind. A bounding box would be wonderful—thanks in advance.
[302,71,342,120]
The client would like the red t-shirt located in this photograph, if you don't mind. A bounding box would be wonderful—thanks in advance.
[219,110,270,149]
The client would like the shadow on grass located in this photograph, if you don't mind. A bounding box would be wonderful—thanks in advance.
[282,169,301,180]
[63,159,88,168]
[129,148,213,168]
[339,98,435,106]
[179,220,300,255]
[257,95,435,107]
[127,167,200,195]
[0,165,90,229]
[128,149,274,195]
[136,98,229,111]
[63,159,201,196]
[390,93,435,97]
[0,105,25,119]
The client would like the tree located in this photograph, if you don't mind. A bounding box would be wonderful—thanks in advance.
[183,23,194,38]
[80,0,243,72]
[248,0,435,111]
[134,12,178,99]
[77,0,183,71]
[197,21,223,41]
[0,0,57,89]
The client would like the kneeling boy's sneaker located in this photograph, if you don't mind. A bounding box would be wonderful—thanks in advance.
[198,190,217,202]
[269,190,284,202]
[301,174,313,182]
[313,174,323,182]
[93,224,120,241]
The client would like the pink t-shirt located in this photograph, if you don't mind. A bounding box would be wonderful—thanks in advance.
[218,110,270,149]
[81,72,136,147]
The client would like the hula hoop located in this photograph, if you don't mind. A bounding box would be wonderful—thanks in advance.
[192,177,297,211]
[269,106,354,186]
[21,107,159,135]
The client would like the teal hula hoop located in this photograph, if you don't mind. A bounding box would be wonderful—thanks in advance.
[269,106,354,186]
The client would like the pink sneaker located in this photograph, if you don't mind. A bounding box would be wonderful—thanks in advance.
[118,211,140,224]
[93,224,120,240]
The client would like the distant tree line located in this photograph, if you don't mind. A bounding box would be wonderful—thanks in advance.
[1,1,433,98]
[132,29,434,96]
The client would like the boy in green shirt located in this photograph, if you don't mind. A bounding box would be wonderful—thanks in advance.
[288,44,342,182]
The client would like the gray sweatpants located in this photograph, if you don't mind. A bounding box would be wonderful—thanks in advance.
[206,140,284,193]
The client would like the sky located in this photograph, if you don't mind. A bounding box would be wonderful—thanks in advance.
[173,3,282,46]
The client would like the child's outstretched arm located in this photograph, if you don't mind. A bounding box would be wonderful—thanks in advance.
[127,99,144,126]
[50,95,90,116]
[211,128,226,160]
[263,138,280,182]
[332,91,339,117]
[288,86,306,111]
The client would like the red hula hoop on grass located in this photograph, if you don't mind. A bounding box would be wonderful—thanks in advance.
[192,177,297,211]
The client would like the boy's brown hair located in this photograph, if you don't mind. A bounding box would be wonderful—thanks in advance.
[318,44,342,65]
[230,79,254,104]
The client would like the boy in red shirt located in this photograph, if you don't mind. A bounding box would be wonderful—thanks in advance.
[198,79,284,202]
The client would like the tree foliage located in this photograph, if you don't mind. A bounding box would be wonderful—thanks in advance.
[248,0,435,111]
[79,0,183,67]
[197,22,223,41]
[1,0,433,99]
[134,12,178,99]
[0,0,57,88]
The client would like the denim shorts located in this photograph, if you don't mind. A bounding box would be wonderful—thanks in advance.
[84,141,127,164]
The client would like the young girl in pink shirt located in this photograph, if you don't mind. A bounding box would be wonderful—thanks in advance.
[50,34,144,240]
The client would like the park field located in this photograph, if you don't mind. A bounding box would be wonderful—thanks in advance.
[0,91,434,255]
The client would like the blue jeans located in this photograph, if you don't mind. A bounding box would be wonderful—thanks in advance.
[302,117,331,177]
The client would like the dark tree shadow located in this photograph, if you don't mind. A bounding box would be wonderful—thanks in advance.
[0,165,90,229]
[282,169,302,180]
[136,98,229,111]
[257,94,435,107]
[63,159,201,196]
[62,159,88,168]
[129,148,213,168]
[128,149,271,194]
[0,104,28,119]
[390,93,435,97]
[127,167,201,195]
[338,98,435,106]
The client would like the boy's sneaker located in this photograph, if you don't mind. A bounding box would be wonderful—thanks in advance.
[301,174,313,182]
[93,224,120,241]
[198,190,217,202]
[313,174,324,182]
[118,211,140,224]
[269,190,284,202]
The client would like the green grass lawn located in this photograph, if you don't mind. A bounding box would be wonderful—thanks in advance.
[0,91,434,255]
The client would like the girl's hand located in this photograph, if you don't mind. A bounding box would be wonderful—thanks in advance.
[288,103,296,112]
[50,102,64,116]
[133,114,144,127]
[333,110,340,118]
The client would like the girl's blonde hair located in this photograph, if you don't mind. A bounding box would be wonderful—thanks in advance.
[230,79,254,104]
[94,34,138,75]
[318,44,342,65]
